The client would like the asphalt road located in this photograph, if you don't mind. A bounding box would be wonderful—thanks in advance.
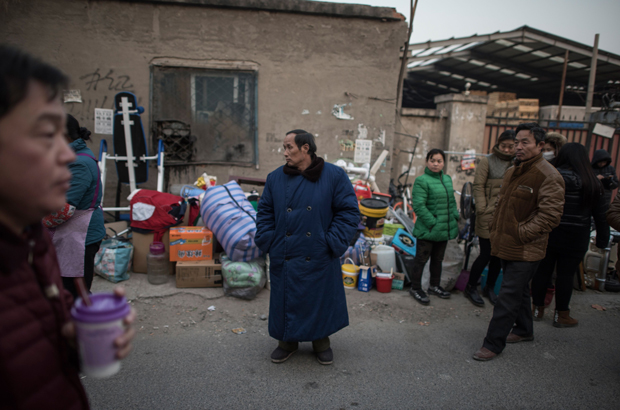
[84,275,620,409]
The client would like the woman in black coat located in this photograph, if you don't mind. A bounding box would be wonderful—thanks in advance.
[531,143,609,327]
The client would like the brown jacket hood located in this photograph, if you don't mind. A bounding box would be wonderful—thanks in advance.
[545,133,567,151]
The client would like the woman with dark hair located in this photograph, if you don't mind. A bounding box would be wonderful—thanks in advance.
[539,132,570,308]
[408,148,460,305]
[43,114,105,298]
[531,143,609,327]
[464,130,515,307]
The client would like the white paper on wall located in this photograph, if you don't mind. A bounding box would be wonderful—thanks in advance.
[94,108,114,135]
[354,139,372,164]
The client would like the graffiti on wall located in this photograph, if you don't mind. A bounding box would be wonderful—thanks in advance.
[79,69,134,92]
[65,69,139,122]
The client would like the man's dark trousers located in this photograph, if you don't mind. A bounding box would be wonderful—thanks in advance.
[483,260,541,354]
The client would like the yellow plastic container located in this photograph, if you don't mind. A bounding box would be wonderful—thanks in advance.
[359,198,389,238]
[341,258,360,289]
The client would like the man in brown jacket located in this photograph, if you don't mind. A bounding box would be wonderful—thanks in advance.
[0,46,135,410]
[473,122,565,361]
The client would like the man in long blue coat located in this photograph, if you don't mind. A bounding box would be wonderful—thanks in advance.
[256,129,359,365]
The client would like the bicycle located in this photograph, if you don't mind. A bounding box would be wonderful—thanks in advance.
[389,172,416,223]
[391,132,420,223]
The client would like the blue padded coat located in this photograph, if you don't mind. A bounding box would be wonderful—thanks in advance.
[255,162,359,342]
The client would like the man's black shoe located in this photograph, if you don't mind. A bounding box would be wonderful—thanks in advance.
[428,285,451,299]
[409,288,430,305]
[271,347,297,363]
[316,348,333,365]
[465,284,485,307]
[482,286,498,305]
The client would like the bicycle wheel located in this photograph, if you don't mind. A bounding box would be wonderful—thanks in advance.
[394,202,416,223]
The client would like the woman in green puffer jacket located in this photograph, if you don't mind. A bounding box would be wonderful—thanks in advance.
[409,148,459,305]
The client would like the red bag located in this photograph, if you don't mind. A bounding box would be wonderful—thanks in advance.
[130,190,187,242]
[42,203,76,228]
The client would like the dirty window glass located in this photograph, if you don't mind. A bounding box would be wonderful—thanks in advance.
[151,66,256,164]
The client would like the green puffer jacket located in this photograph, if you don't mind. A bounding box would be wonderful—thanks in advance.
[411,167,459,242]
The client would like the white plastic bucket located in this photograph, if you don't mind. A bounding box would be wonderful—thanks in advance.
[371,245,396,273]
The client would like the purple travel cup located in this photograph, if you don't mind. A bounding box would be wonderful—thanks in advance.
[71,293,131,378]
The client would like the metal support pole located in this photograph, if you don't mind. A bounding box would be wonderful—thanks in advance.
[97,139,108,204]
[396,0,418,114]
[120,97,137,192]
[557,50,569,122]
[584,34,599,120]
[157,139,165,193]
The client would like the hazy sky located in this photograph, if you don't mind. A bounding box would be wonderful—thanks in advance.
[315,0,620,55]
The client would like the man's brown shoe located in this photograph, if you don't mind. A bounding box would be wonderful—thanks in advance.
[532,305,545,321]
[506,332,534,343]
[553,310,578,328]
[472,347,497,361]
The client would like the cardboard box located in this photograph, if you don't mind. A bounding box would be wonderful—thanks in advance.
[131,209,192,273]
[176,260,223,288]
[392,272,405,290]
[169,227,213,262]
[132,230,173,274]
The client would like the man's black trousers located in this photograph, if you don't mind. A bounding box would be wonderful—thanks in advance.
[483,259,540,354]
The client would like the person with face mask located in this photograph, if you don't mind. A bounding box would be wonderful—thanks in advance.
[541,132,567,163]
[464,130,515,307]
[539,132,568,305]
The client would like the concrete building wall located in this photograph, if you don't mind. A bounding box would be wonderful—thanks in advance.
[1,0,407,206]
[393,94,488,202]
[394,108,446,183]
[436,94,488,191]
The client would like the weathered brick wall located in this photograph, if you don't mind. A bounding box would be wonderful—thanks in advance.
[1,0,406,206]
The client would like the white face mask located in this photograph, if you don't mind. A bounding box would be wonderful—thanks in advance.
[542,151,555,161]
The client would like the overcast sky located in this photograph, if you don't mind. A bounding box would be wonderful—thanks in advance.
[315,0,620,55]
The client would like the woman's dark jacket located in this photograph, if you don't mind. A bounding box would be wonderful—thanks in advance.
[591,149,619,206]
[547,167,609,252]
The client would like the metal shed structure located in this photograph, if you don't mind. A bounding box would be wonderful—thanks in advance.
[403,26,620,109]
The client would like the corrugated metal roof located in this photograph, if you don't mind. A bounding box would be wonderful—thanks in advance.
[403,26,620,109]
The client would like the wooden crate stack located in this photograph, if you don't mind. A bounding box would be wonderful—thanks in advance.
[487,92,517,117]
[494,99,539,117]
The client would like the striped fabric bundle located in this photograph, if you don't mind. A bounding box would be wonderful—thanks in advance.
[200,181,263,262]
[339,235,370,266]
